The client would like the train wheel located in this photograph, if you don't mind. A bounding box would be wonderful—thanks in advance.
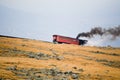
[53,40,58,44]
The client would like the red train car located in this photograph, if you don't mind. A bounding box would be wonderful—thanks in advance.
[53,35,87,45]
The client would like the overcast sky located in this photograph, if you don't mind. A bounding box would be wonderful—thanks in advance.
[0,0,120,47]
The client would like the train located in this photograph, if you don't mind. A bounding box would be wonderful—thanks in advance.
[53,35,87,45]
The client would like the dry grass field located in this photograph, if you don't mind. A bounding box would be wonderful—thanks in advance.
[0,36,120,80]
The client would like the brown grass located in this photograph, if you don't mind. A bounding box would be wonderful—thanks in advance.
[0,36,120,80]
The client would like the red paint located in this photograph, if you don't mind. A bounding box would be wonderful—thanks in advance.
[53,35,87,45]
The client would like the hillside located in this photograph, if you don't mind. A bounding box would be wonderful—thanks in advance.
[0,36,120,80]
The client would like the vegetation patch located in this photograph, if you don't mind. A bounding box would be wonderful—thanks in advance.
[0,47,64,61]
[6,66,80,80]
[0,47,31,57]
[96,59,120,68]
[27,52,64,60]
[89,51,120,56]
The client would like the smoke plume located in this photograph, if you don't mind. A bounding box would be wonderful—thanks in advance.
[76,25,120,40]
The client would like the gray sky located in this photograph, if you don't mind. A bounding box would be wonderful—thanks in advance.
[0,0,120,47]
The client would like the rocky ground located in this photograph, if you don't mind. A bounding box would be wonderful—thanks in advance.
[0,36,120,80]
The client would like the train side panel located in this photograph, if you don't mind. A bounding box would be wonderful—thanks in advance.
[53,35,79,45]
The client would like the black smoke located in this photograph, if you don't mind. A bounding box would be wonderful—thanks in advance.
[76,25,120,40]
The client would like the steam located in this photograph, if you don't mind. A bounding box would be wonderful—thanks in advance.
[76,25,120,40]
[85,35,112,46]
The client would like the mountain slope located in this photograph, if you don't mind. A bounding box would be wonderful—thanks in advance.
[0,36,120,80]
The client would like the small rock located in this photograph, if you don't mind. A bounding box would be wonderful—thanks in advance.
[66,71,73,75]
[56,56,64,60]
[61,77,68,80]
[78,68,84,72]
[73,67,77,69]
[57,71,63,76]
[28,53,35,58]
[6,65,17,71]
[104,70,109,74]
[71,73,79,79]
[37,53,44,57]
[0,78,4,80]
